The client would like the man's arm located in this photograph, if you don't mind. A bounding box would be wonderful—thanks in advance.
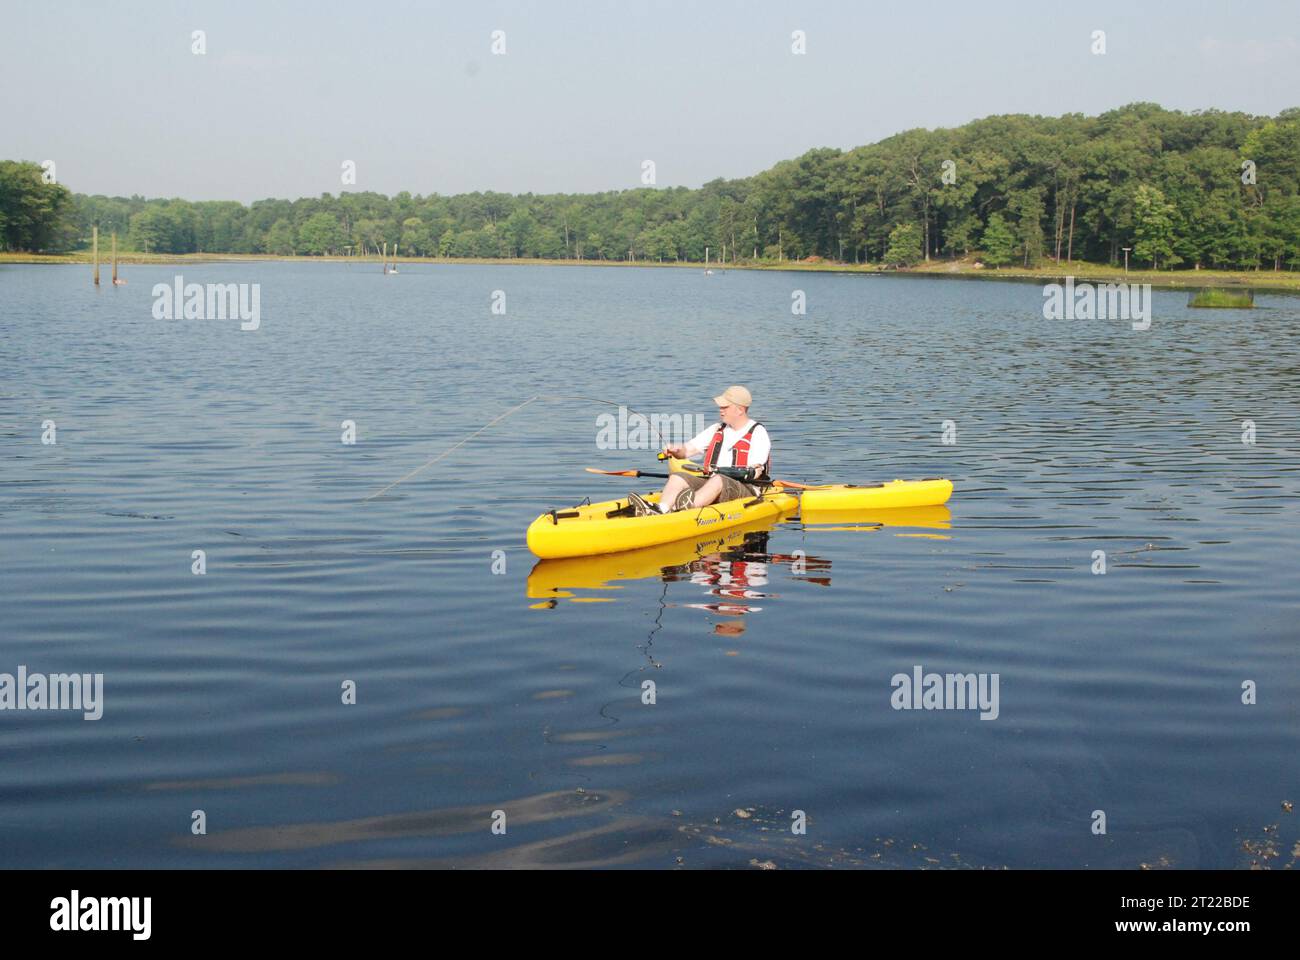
[665,424,717,460]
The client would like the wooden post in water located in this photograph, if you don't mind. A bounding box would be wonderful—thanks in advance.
[92,226,100,285]
[111,233,118,285]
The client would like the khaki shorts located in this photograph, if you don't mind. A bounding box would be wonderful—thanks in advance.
[677,471,762,503]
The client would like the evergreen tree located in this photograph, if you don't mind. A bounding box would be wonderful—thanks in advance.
[1133,184,1180,269]
[884,222,923,266]
[980,213,1016,267]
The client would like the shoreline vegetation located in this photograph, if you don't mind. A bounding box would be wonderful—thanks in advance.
[5,249,1299,291]
[1188,288,1256,307]
[4,104,1299,282]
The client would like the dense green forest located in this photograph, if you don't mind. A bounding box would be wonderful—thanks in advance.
[3,103,1299,270]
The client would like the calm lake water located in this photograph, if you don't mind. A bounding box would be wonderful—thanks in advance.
[2,261,1297,869]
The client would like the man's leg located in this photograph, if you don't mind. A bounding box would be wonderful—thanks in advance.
[660,473,689,507]
[689,474,727,507]
[659,472,717,512]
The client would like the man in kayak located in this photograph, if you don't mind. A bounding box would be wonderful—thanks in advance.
[628,385,773,515]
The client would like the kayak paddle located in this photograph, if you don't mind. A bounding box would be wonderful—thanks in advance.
[585,467,671,478]
[584,465,836,490]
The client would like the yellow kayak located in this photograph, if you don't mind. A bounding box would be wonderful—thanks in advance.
[529,454,952,558]
[527,490,799,559]
[798,478,952,511]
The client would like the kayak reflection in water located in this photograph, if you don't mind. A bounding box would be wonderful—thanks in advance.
[525,524,831,607]
[628,385,773,517]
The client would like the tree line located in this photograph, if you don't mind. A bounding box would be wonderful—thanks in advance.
[3,103,1298,270]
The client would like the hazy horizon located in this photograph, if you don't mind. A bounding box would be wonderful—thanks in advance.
[3,0,1298,203]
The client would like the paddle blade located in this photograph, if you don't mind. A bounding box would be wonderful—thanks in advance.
[585,467,639,476]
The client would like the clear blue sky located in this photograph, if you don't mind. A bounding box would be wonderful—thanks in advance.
[3,0,1297,202]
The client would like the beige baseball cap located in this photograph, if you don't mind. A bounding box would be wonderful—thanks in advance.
[713,385,752,408]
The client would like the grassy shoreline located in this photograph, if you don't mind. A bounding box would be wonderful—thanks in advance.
[4,251,1298,292]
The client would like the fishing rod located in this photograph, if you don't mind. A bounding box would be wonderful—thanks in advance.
[361,394,676,502]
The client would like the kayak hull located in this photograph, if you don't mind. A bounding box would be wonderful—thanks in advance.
[798,479,952,511]
[527,491,799,559]
[528,516,782,599]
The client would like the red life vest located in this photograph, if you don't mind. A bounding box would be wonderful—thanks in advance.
[703,422,769,475]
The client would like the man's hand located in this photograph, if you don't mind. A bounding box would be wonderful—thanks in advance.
[661,444,687,459]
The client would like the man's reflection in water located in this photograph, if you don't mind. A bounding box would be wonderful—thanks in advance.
[667,531,832,633]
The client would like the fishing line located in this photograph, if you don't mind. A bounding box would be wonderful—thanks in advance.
[361,394,674,502]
